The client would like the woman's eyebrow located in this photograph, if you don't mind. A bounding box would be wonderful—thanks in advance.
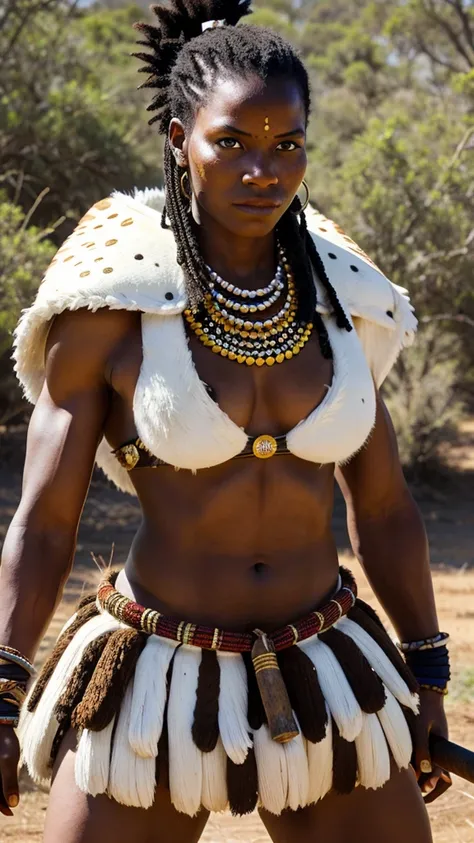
[274,128,305,138]
[215,124,305,139]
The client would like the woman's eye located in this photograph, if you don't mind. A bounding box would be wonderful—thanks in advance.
[277,141,300,151]
[217,137,242,150]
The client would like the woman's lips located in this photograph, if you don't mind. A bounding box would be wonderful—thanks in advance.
[233,203,281,216]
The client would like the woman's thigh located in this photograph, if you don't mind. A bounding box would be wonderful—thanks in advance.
[43,729,209,843]
[259,765,432,843]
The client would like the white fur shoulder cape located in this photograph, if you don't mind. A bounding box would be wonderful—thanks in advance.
[13,187,417,493]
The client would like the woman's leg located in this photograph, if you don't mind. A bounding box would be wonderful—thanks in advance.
[259,764,432,843]
[43,729,209,843]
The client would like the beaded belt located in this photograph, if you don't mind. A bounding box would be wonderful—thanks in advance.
[97,566,357,654]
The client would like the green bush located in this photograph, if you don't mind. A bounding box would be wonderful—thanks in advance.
[384,325,465,476]
[0,193,55,358]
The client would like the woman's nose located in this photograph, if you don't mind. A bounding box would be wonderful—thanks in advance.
[242,156,279,188]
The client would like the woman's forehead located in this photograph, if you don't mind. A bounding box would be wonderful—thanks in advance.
[193,75,306,133]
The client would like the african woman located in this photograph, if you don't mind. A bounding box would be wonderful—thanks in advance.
[0,2,451,841]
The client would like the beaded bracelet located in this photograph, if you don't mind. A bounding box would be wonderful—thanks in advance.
[398,632,450,653]
[419,684,449,696]
[0,677,27,707]
[403,637,451,694]
[0,717,19,727]
[0,645,35,675]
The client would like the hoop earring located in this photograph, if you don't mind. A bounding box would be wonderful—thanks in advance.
[290,180,310,214]
[180,170,192,202]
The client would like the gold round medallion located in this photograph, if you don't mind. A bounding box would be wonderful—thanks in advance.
[252,435,278,460]
[116,443,140,470]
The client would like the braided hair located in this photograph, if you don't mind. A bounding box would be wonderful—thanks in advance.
[133,0,352,357]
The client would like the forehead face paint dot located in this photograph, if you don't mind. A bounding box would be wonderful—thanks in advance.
[264,116,270,132]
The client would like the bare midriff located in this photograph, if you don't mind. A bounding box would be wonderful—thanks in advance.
[106,312,340,634]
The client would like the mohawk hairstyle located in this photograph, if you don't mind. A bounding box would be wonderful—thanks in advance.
[132,0,352,352]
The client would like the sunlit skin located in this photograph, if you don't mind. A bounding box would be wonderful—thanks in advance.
[170,75,308,283]
[0,75,449,842]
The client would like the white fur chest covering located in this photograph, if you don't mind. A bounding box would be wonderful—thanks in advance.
[13,188,417,494]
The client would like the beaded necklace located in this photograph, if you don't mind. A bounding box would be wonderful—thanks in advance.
[185,249,314,367]
[208,265,284,312]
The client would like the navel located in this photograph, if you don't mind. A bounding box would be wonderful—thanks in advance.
[252,560,269,577]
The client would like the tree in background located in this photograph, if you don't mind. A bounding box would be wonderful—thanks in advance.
[0,0,472,477]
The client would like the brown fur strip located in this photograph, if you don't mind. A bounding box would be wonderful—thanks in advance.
[332,718,358,794]
[54,631,114,726]
[319,627,386,714]
[354,598,386,631]
[348,604,419,695]
[71,628,147,732]
[156,657,174,791]
[227,746,259,816]
[49,721,70,769]
[192,649,220,753]
[27,602,100,713]
[401,704,418,769]
[76,592,98,611]
[242,651,266,731]
[277,646,328,743]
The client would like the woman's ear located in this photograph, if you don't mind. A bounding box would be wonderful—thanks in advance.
[169,118,188,168]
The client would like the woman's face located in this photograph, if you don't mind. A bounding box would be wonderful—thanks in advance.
[169,74,308,238]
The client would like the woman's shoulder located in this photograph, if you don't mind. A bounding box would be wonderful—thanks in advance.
[12,189,186,405]
[34,189,186,317]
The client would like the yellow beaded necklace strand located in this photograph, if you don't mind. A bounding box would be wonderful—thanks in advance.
[185,255,314,367]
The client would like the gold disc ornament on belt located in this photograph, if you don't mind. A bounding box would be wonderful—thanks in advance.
[252,435,278,459]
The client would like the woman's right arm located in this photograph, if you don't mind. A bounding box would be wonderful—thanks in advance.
[0,307,128,815]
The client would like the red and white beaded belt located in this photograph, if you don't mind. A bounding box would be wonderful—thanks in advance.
[97,566,357,655]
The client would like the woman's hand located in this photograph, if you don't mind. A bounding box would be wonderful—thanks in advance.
[0,726,20,816]
[413,689,452,803]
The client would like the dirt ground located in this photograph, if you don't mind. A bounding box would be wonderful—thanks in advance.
[0,422,473,842]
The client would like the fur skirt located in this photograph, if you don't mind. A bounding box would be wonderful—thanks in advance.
[18,574,419,817]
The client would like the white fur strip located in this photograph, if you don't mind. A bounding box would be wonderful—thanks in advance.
[307,705,333,804]
[75,717,115,796]
[108,680,156,808]
[201,737,228,813]
[19,612,120,784]
[167,645,203,816]
[57,611,78,639]
[355,713,391,790]
[377,686,413,770]
[338,618,419,713]
[283,716,309,811]
[129,635,179,758]
[253,725,288,815]
[299,638,363,742]
[216,653,252,765]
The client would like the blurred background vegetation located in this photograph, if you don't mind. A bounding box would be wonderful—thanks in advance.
[0,0,473,479]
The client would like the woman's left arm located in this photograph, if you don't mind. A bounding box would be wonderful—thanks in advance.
[336,390,452,803]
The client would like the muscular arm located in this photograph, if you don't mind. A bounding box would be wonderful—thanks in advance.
[0,308,129,661]
[336,390,439,641]
[336,391,453,799]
